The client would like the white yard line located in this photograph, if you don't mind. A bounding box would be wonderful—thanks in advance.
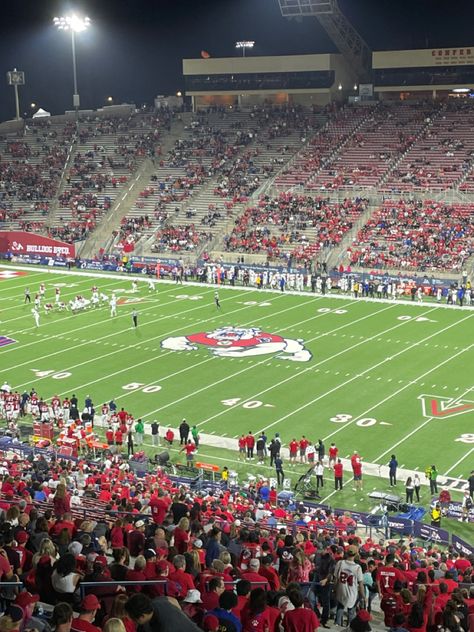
[140,303,409,421]
[1,286,248,370]
[0,278,134,322]
[443,447,474,476]
[186,305,439,430]
[9,291,312,391]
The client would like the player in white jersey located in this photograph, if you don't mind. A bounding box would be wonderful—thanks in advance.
[39,283,45,297]
[55,287,61,304]
[100,292,109,304]
[91,294,100,308]
[110,297,117,317]
[32,308,40,327]
[34,294,41,309]
[148,279,156,292]
[58,301,68,311]
[132,280,138,293]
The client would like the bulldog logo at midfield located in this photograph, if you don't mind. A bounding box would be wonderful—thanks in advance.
[161,326,312,362]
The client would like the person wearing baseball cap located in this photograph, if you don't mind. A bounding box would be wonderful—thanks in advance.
[14,591,48,632]
[71,594,101,632]
[334,547,366,626]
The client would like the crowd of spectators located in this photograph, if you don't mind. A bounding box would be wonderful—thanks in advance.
[349,199,474,272]
[223,194,368,264]
[151,225,211,253]
[0,440,470,632]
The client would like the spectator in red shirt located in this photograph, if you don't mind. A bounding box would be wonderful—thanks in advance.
[241,559,270,590]
[241,587,271,632]
[259,555,280,591]
[283,588,320,632]
[174,517,190,554]
[71,594,101,632]
[127,520,146,557]
[328,443,338,467]
[334,459,344,491]
[170,554,195,598]
[148,490,170,525]
[289,439,298,466]
[377,554,407,596]
[246,432,255,460]
[202,577,225,611]
[351,451,363,491]
[53,484,71,518]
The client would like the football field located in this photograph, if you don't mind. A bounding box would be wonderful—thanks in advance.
[0,264,473,486]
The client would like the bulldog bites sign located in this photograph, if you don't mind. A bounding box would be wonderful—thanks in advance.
[0,231,75,258]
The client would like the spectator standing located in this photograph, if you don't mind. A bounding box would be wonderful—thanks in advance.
[179,419,190,445]
[135,418,144,446]
[151,420,160,446]
[389,455,398,486]
[334,547,365,626]
[275,456,284,486]
[334,459,344,491]
[405,477,414,504]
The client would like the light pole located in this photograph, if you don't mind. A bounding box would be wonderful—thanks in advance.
[53,14,91,111]
[6,69,25,120]
[235,41,255,57]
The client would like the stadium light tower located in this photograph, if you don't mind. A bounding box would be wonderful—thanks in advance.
[235,41,255,57]
[53,14,91,111]
[276,0,371,81]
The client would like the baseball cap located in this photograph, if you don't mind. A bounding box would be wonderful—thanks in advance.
[249,559,260,570]
[15,591,39,608]
[193,539,203,548]
[15,530,29,544]
[135,520,145,528]
[183,589,202,604]
[81,594,100,611]
[144,549,157,560]
[203,614,219,631]
[357,610,372,622]
[156,560,168,573]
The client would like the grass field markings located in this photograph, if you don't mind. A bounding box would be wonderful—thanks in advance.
[361,356,474,470]
[443,447,474,476]
[2,287,256,372]
[250,310,472,439]
[28,292,326,398]
[156,303,430,429]
[131,302,397,421]
[0,271,47,295]
[4,278,193,332]
[0,277,139,324]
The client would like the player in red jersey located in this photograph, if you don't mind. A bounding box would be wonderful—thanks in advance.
[238,435,247,461]
[376,554,407,596]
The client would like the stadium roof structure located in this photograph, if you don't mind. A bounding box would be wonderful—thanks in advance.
[277,0,372,82]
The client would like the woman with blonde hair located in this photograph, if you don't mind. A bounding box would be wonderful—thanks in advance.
[173,516,190,554]
[53,483,71,518]
[32,538,58,568]
[185,549,202,578]
[288,548,312,583]
[103,619,126,632]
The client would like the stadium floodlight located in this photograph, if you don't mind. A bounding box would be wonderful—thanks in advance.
[235,41,255,57]
[452,88,470,93]
[53,14,91,111]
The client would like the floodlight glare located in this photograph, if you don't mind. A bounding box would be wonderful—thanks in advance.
[53,14,91,33]
[235,41,255,57]
[452,88,470,93]
[53,14,91,111]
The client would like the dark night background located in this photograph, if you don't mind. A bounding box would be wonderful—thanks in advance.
[0,0,473,121]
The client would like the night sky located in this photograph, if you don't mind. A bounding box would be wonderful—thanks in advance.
[0,0,473,121]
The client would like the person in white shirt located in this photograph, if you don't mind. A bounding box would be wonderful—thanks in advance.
[334,547,365,625]
[32,308,40,328]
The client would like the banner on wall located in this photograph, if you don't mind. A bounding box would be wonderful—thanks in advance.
[0,231,75,258]
[452,534,474,556]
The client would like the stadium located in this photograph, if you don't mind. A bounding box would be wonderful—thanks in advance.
[0,1,473,631]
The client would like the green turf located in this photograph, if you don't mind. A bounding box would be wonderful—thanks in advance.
[0,266,473,539]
